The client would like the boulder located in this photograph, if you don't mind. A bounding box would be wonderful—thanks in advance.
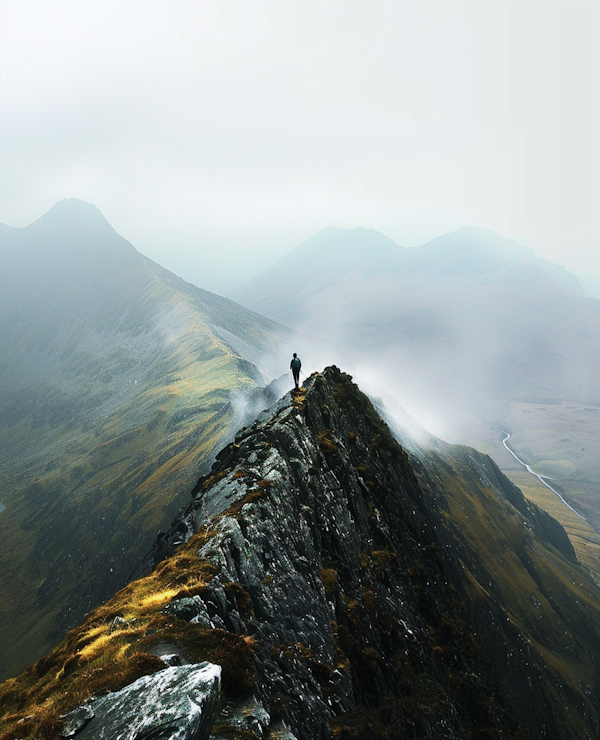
[61,662,221,740]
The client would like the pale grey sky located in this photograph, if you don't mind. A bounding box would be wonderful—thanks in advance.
[1,1,598,293]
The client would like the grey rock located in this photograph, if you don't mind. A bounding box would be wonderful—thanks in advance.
[148,642,188,665]
[160,653,182,667]
[212,698,271,739]
[109,616,129,633]
[72,662,221,740]
[60,704,94,737]
[163,595,205,621]
[190,611,214,629]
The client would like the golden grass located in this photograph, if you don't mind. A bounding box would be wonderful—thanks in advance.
[0,525,253,740]
[77,633,115,661]
[291,387,306,408]
[318,430,338,454]
[139,588,180,612]
[0,339,262,682]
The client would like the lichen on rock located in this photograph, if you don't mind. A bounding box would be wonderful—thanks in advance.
[61,662,221,740]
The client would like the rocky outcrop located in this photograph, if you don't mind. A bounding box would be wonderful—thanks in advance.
[61,663,221,740]
[150,366,600,740]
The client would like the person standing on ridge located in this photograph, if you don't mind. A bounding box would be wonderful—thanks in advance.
[290,353,302,389]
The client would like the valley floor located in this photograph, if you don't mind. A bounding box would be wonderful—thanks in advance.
[503,468,600,577]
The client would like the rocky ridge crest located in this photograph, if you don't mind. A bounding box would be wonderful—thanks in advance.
[151,367,600,739]
[4,367,600,740]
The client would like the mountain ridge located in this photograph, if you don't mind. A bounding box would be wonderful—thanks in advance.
[25,198,118,234]
[407,225,584,292]
[4,367,600,739]
[232,224,584,318]
[230,223,600,541]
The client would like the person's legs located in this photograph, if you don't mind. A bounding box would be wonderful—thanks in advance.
[293,370,300,388]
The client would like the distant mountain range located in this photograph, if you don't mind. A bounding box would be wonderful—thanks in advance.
[0,199,298,679]
[232,226,593,415]
[232,225,600,530]
[233,224,584,325]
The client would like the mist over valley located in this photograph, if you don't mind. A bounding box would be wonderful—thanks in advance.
[232,224,600,547]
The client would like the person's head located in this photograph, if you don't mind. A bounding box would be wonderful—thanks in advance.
[293,353,297,358]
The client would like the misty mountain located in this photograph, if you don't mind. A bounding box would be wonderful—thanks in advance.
[237,226,407,319]
[234,225,583,326]
[232,225,600,530]
[4,368,600,739]
[233,225,598,416]
[0,199,297,679]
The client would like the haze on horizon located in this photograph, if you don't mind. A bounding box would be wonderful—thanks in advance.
[1,0,599,294]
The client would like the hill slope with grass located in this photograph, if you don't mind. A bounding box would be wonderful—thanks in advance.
[4,368,600,739]
[0,199,296,680]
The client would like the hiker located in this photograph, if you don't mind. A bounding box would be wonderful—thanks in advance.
[290,353,301,389]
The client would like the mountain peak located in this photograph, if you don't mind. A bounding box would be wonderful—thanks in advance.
[3,198,138,271]
[26,198,116,237]
[414,226,584,293]
[231,225,404,315]
[298,225,403,256]
[419,225,535,261]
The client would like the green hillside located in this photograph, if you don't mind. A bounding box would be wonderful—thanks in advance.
[0,200,292,679]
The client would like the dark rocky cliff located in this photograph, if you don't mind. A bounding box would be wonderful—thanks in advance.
[3,367,600,740]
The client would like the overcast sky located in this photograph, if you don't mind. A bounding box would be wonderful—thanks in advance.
[1,1,599,293]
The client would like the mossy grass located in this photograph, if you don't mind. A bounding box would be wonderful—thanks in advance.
[320,568,339,598]
[291,387,306,408]
[318,429,338,454]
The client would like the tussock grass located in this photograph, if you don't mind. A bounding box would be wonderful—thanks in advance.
[138,588,180,612]
[0,528,253,740]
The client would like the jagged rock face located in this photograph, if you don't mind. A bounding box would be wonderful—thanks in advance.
[152,367,600,740]
[5,367,600,740]
[61,662,221,740]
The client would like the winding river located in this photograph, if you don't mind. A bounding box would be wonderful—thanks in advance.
[404,371,599,533]
[498,429,588,521]
[471,414,600,533]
